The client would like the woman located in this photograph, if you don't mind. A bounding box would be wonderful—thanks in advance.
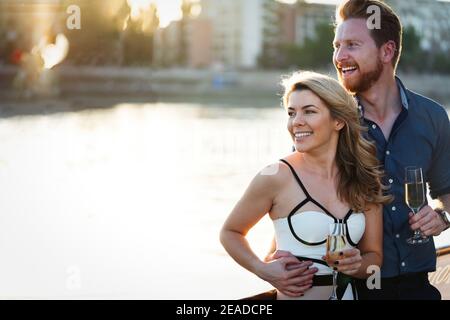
[220,71,391,300]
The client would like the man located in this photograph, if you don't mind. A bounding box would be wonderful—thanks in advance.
[332,0,450,299]
[267,0,450,300]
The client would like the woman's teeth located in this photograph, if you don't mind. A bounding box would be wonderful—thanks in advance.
[295,132,313,138]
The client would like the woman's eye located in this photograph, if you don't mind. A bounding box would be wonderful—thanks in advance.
[305,110,315,114]
[288,112,295,117]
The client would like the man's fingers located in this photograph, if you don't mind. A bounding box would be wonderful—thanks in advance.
[272,250,295,260]
[286,274,314,286]
[411,212,434,230]
[282,257,313,270]
[280,256,302,266]
[279,289,303,298]
[420,220,436,233]
[287,266,318,278]
[409,206,433,224]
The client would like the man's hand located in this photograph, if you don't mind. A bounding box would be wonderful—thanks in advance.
[259,250,318,297]
[409,205,447,237]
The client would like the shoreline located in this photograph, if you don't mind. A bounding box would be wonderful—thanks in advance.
[1,66,449,117]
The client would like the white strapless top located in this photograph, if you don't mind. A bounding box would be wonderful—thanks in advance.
[275,159,367,275]
[273,211,365,275]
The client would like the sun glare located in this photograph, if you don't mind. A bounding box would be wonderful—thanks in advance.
[36,34,70,69]
[126,0,184,28]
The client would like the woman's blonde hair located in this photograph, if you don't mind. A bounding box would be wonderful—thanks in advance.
[282,71,391,211]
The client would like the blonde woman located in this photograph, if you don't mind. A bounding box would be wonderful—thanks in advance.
[220,71,391,300]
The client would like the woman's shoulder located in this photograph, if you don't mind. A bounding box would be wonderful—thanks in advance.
[254,158,294,188]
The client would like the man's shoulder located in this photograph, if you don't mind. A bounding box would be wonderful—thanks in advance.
[406,88,447,117]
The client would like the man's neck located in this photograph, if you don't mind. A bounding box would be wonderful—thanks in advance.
[358,74,402,122]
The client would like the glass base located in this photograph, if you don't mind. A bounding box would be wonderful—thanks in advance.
[328,296,338,300]
[406,236,429,245]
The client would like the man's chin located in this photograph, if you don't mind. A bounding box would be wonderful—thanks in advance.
[339,77,359,93]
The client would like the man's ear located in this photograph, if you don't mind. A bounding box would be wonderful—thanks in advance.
[381,40,396,64]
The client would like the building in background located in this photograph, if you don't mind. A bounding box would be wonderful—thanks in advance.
[388,0,450,51]
[294,1,335,46]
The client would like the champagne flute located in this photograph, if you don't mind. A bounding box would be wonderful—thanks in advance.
[405,167,429,244]
[326,222,347,300]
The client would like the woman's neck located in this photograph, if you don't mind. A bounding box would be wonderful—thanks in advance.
[298,150,339,181]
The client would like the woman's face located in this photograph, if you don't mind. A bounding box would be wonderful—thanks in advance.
[287,89,343,154]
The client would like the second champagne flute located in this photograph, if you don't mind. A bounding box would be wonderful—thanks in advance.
[405,166,429,245]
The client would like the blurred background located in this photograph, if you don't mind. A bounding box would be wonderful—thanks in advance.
[0,0,449,299]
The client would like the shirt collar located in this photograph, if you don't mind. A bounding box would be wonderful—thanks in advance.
[356,76,409,119]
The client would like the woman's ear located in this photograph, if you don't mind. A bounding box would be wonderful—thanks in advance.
[335,119,345,131]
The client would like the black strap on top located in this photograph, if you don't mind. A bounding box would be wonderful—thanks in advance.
[280,159,357,247]
[280,159,354,222]
[279,159,311,199]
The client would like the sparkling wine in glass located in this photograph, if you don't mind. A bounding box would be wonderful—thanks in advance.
[405,167,428,244]
[326,223,347,300]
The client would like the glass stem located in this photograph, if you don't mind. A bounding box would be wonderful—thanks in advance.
[413,208,423,238]
[331,270,338,299]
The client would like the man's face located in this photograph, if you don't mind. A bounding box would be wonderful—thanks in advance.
[333,18,383,94]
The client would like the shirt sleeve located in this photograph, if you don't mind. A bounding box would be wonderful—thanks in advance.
[428,107,450,199]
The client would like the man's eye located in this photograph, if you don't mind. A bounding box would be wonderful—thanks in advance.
[305,110,315,114]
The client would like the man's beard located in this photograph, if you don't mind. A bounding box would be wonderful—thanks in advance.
[338,59,383,94]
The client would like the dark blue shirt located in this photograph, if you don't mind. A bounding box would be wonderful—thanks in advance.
[358,77,450,278]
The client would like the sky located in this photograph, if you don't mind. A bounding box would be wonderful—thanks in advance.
[146,0,450,28]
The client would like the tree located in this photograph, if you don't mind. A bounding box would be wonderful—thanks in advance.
[280,22,335,70]
[397,26,426,73]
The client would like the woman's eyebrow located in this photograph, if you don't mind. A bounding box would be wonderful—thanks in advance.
[288,104,317,110]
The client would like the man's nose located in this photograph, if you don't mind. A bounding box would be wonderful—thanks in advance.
[334,47,348,64]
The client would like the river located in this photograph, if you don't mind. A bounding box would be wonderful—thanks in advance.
[0,101,448,299]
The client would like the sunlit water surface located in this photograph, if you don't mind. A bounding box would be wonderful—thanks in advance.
[0,102,448,299]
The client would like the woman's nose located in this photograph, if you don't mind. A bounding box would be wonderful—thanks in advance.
[293,113,306,126]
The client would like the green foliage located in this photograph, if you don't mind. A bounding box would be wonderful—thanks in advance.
[260,22,335,70]
[398,26,426,73]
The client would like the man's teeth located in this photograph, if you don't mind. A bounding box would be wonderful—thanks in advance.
[295,132,313,138]
[342,66,357,73]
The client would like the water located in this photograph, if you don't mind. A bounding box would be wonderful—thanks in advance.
[0,102,448,299]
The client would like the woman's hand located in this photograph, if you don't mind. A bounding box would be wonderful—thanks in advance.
[259,250,318,297]
[323,248,362,276]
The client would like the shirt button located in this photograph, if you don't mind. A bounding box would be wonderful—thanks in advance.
[401,262,406,267]
[396,234,400,239]
[389,179,394,184]
[392,206,397,211]
[386,150,391,155]
[372,124,377,129]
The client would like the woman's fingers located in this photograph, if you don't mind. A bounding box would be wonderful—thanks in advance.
[336,255,362,266]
